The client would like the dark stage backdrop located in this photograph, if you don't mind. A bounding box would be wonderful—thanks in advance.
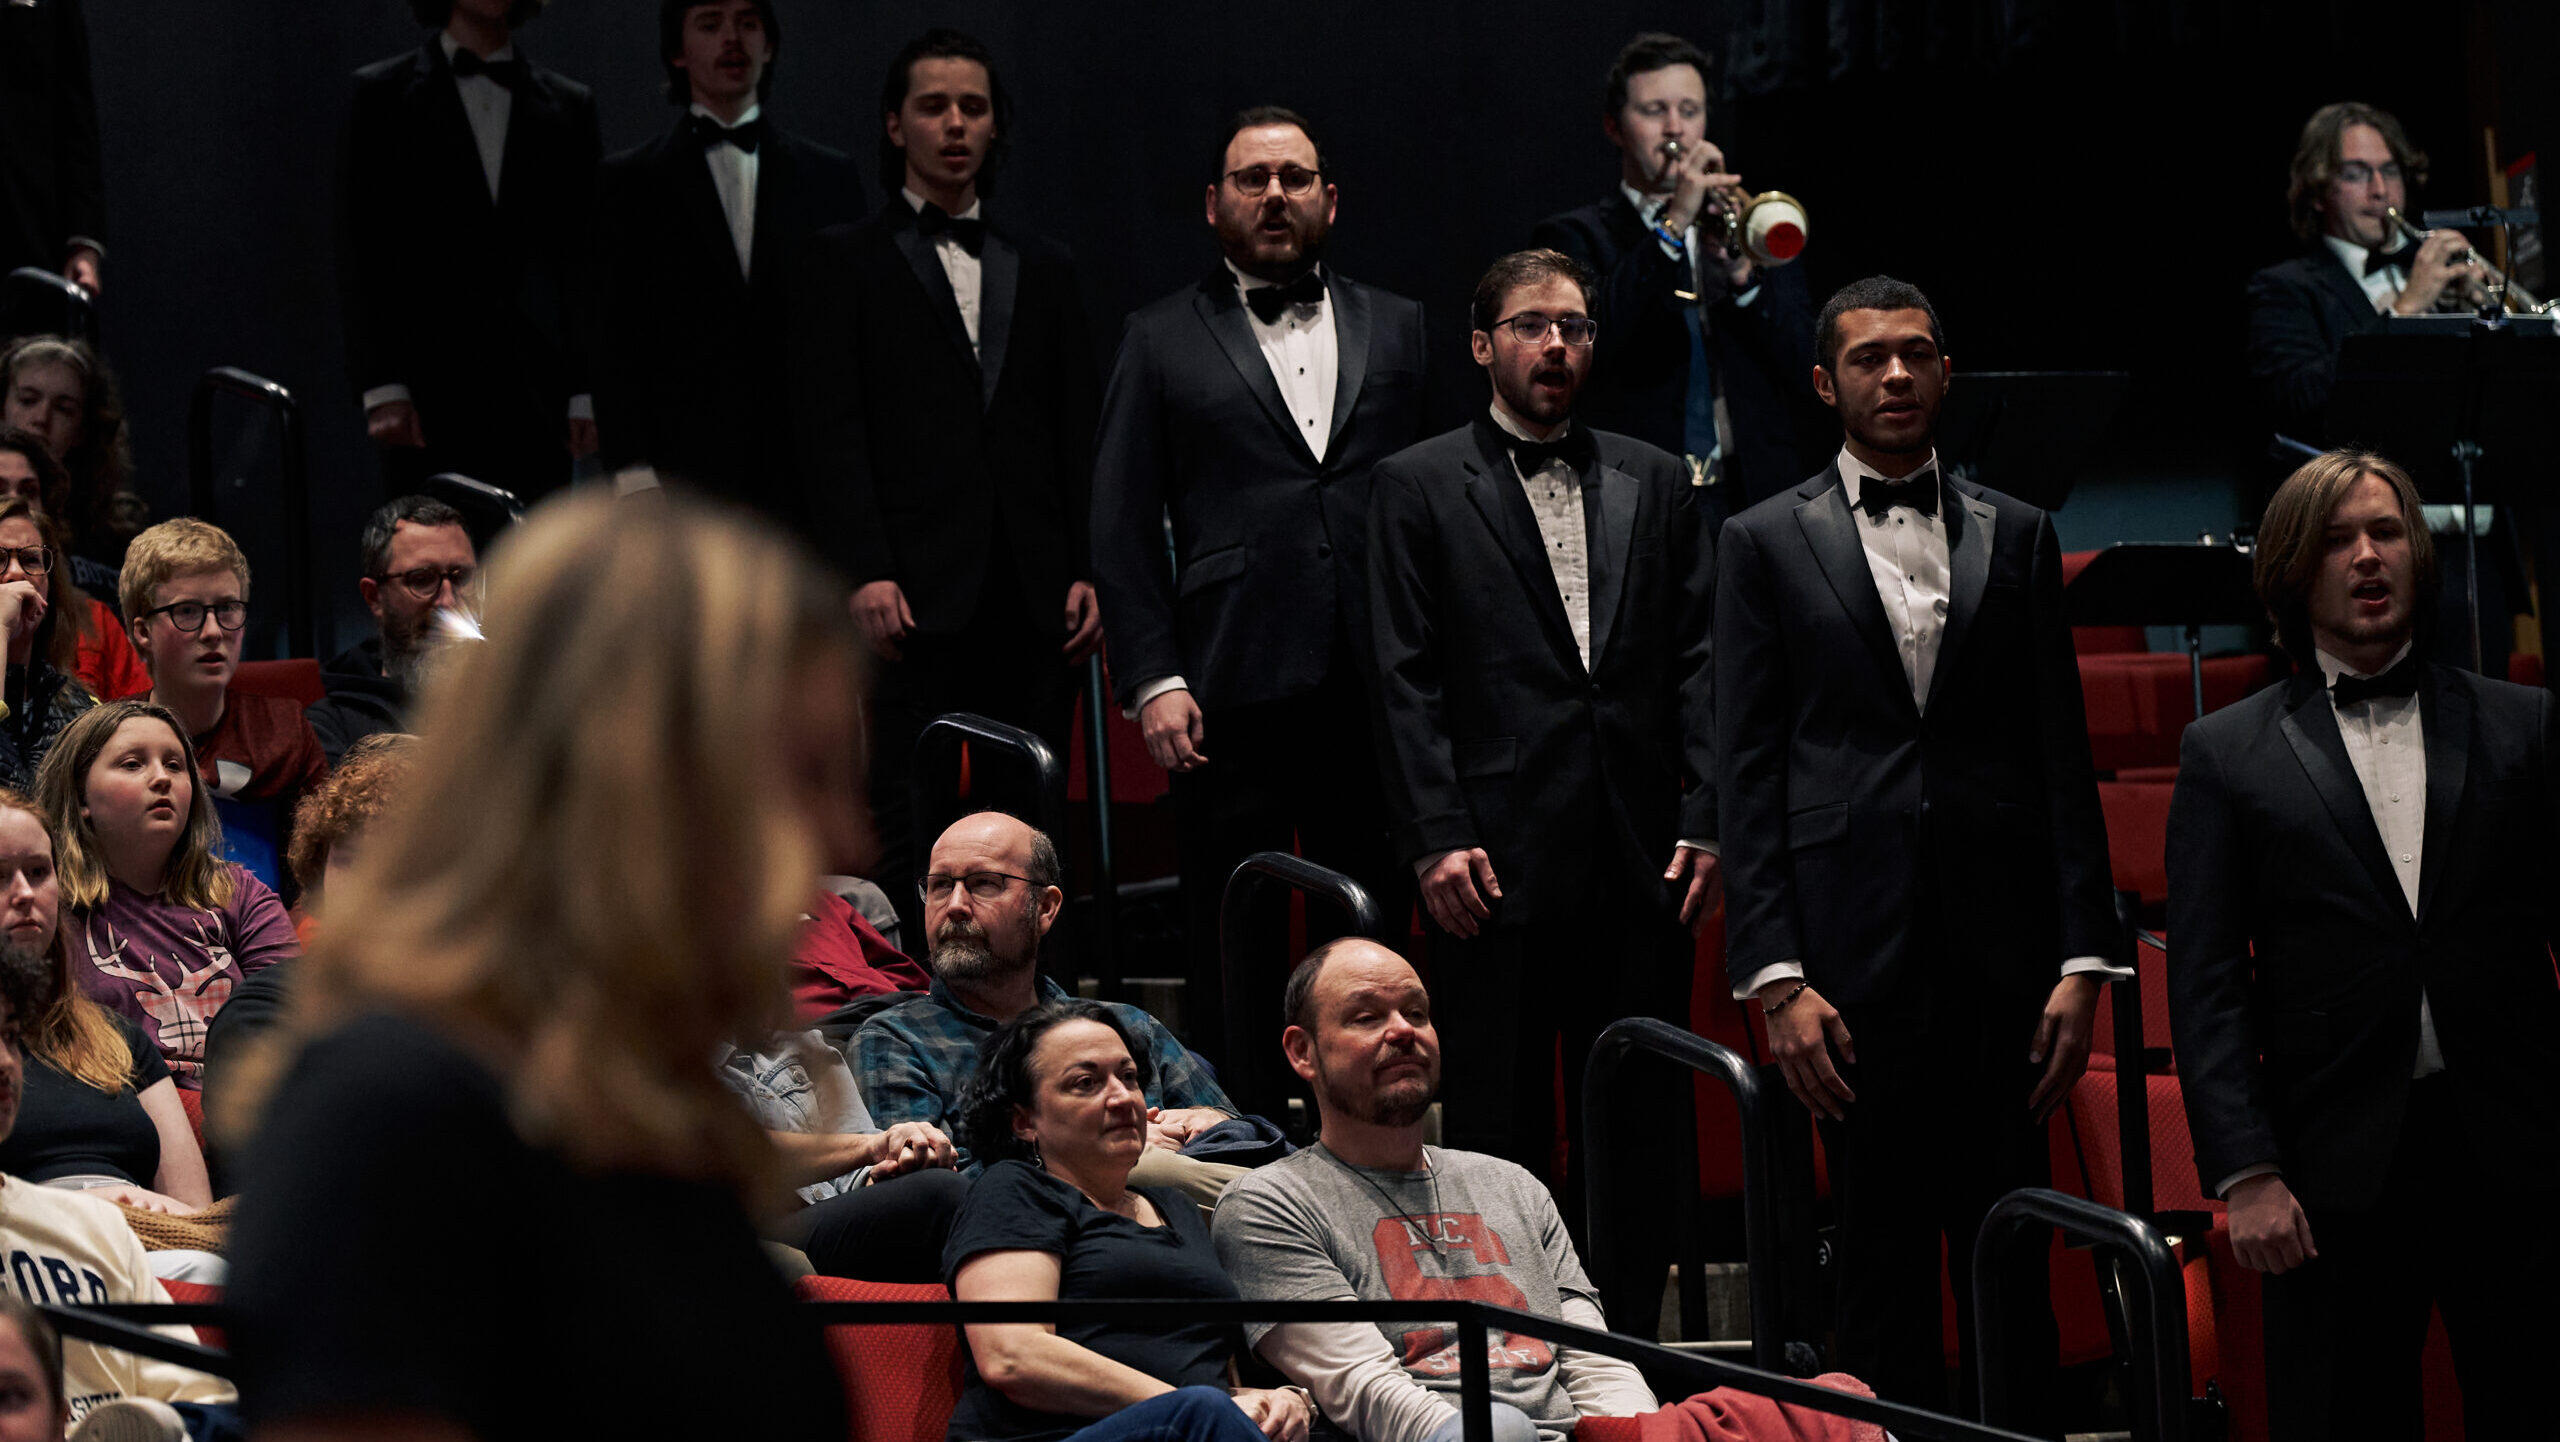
[78,0,2542,658]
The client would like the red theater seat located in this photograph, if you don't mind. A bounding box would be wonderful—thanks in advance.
[796,1276,963,1442]
[2061,551,2150,656]
[230,658,326,708]
[2097,781,2173,911]
[2078,654,2270,772]
[158,1277,225,1352]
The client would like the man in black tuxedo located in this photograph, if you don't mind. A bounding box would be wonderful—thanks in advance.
[341,0,601,500]
[0,0,104,294]
[2167,450,2560,1440]
[1532,33,1818,530]
[1366,248,1716,1326]
[1715,277,2118,1416]
[593,0,860,519]
[1090,107,1428,1033]
[792,30,1101,946]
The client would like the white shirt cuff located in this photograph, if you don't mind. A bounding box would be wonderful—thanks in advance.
[2216,1163,2280,1198]
[2062,955,2134,983]
[1733,960,1803,1002]
[362,384,414,413]
[568,393,595,422]
[1675,839,1717,856]
[1413,848,1457,879]
[1123,675,1188,720]
[1733,281,1762,307]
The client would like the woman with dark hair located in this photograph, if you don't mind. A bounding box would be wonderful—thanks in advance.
[0,497,92,794]
[0,338,143,596]
[0,434,142,704]
[944,1000,1302,1442]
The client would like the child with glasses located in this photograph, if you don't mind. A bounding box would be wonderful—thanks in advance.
[118,521,325,898]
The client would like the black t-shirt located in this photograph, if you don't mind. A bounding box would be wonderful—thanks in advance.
[942,1160,1241,1442]
[0,1012,167,1185]
[227,1011,841,1441]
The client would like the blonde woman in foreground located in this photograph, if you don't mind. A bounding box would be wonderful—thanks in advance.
[228,492,865,1441]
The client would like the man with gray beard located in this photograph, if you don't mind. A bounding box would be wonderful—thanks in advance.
[306,497,479,766]
[852,810,1247,1202]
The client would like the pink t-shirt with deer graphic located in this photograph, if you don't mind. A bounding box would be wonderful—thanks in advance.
[70,866,299,1088]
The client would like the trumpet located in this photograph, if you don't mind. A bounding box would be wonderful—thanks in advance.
[2383,205,2553,314]
[1661,140,1809,268]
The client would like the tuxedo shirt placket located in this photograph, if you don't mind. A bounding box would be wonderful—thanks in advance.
[442,36,513,202]
[904,188,984,355]
[694,104,760,279]
[1487,409,1592,670]
[1838,447,1951,706]
[1229,262,1337,463]
[2319,647,2446,1077]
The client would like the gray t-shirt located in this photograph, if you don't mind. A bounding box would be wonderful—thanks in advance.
[1211,1144,1599,1434]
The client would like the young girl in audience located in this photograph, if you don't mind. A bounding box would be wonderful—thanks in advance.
[0,499,95,796]
[0,337,144,599]
[945,1000,1300,1442]
[32,700,297,1087]
[229,492,862,1441]
[0,789,213,1219]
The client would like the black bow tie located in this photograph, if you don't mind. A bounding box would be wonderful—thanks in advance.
[1245,270,1326,323]
[1855,468,1939,518]
[448,49,527,89]
[914,204,985,256]
[1505,427,1594,477]
[2332,655,2421,707]
[2363,245,2411,278]
[687,114,764,154]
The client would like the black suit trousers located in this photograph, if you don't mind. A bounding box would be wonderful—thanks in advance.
[1432,901,1691,1334]
[1819,984,2058,1424]
[2262,1075,2556,1440]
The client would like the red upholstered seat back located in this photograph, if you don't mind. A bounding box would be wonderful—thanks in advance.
[230,658,326,708]
[158,1277,225,1352]
[796,1276,963,1442]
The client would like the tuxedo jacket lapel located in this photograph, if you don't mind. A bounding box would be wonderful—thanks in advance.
[670,137,746,291]
[412,47,493,215]
[1925,486,1996,713]
[1794,472,1918,720]
[893,223,983,381]
[1194,278,1318,467]
[1326,278,1370,452]
[1584,459,1639,668]
[2414,671,2471,923]
[1462,426,1583,670]
[2311,245,2383,325]
[976,232,1019,410]
[2276,673,2405,906]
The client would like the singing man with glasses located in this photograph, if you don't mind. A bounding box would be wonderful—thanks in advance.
[118,519,323,892]
[309,495,479,767]
[852,810,1251,1206]
[1090,105,1430,1057]
[1364,248,1715,1325]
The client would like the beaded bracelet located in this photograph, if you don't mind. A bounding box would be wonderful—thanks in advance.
[1762,981,1811,1015]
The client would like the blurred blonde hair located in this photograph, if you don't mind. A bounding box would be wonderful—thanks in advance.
[282,490,863,1190]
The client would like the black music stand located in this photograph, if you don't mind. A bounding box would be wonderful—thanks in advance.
[2066,544,2260,720]
[1938,371,2132,513]
[2330,320,2560,671]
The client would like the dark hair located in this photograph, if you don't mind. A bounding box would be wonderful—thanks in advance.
[954,1000,1155,1165]
[1217,106,1329,181]
[1603,32,1712,117]
[359,496,469,579]
[409,0,544,26]
[877,29,1011,198]
[1471,249,1593,335]
[0,336,139,553]
[1815,275,1947,370]
[2253,449,2437,659]
[0,426,70,524]
[0,1296,63,1424]
[1281,935,1377,1036]
[658,0,780,105]
[2287,102,2430,244]
[0,937,44,1036]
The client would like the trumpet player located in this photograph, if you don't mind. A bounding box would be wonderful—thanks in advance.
[2247,101,2490,446]
[1534,33,1820,529]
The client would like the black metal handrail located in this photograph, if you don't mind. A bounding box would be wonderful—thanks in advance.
[421,471,527,534]
[187,366,312,657]
[2,268,95,344]
[1974,1188,2192,1442]
[1080,654,1121,1002]
[1216,851,1382,1117]
[1583,1017,1783,1372]
[39,1304,227,1377]
[913,713,1068,848]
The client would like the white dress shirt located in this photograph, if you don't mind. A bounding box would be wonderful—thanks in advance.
[365,34,591,423]
[2215,642,2445,1199]
[902,188,984,354]
[695,103,761,279]
[1127,261,1342,717]
[1732,447,2120,998]
[1486,406,1592,670]
[2324,233,2412,314]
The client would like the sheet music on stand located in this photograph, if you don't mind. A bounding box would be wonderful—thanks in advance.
[2327,317,2560,670]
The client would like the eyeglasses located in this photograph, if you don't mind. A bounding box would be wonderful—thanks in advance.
[918,870,1040,903]
[1225,164,1322,197]
[1491,312,1599,347]
[0,546,49,579]
[379,564,476,602]
[140,598,247,633]
[2337,160,2404,187]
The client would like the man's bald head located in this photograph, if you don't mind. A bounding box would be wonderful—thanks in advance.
[1283,936,1414,1036]
[927,809,1060,888]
